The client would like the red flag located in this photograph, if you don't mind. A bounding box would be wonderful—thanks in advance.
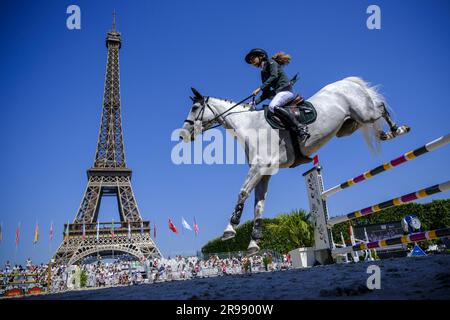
[15,223,20,248]
[193,217,199,236]
[153,223,157,239]
[168,219,178,234]
[313,155,319,166]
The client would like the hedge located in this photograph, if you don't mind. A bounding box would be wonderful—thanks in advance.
[201,200,450,254]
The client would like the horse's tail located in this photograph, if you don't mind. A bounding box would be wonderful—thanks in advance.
[345,76,385,154]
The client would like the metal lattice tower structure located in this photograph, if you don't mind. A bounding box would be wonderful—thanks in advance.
[53,13,162,265]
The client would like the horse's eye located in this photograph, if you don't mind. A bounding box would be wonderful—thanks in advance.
[192,106,199,111]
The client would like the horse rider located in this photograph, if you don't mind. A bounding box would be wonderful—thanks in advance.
[245,48,309,140]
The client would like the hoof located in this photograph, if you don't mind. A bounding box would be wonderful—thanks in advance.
[221,231,236,241]
[247,240,260,256]
[396,125,411,137]
[379,125,411,141]
[378,131,394,141]
[221,224,236,241]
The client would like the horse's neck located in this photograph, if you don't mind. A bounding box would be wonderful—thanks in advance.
[208,97,260,130]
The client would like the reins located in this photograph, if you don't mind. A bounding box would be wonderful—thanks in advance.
[197,94,255,131]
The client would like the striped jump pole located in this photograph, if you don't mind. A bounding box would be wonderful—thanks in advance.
[332,227,450,255]
[321,134,450,199]
[327,181,450,227]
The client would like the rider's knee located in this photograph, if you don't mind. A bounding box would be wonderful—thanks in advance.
[269,103,282,113]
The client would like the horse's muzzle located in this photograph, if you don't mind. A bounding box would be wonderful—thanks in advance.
[178,128,194,142]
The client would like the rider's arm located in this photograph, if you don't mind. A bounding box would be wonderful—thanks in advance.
[259,60,279,92]
[255,88,274,105]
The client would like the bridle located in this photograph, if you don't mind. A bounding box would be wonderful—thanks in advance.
[184,94,254,134]
[183,97,220,133]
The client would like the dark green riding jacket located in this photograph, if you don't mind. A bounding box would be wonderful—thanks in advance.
[255,59,292,104]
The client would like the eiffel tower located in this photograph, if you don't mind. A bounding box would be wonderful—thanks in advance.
[53,13,162,265]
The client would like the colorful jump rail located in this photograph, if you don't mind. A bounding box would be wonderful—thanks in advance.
[321,134,450,199]
[333,227,450,255]
[327,181,450,227]
[303,133,450,264]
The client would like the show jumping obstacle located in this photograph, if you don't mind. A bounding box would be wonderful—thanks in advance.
[333,227,450,255]
[327,181,450,226]
[303,134,450,264]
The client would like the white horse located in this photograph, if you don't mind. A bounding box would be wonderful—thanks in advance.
[179,77,410,254]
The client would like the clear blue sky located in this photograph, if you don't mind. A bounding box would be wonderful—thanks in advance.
[0,0,449,265]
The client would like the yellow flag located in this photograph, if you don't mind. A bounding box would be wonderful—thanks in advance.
[33,223,39,244]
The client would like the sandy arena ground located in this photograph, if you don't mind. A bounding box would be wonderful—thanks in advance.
[20,254,450,300]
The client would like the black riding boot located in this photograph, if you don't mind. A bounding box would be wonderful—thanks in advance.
[274,106,310,140]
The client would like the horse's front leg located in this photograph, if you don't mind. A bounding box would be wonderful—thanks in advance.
[222,165,264,241]
[247,175,271,255]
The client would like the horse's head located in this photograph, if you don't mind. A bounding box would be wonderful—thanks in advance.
[179,88,219,142]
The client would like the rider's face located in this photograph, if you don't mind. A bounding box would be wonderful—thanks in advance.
[250,55,261,67]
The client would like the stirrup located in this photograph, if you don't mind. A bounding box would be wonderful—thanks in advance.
[295,125,310,141]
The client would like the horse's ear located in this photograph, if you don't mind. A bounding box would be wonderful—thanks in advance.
[190,96,195,102]
[191,87,203,100]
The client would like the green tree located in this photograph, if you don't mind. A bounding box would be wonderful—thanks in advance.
[80,270,87,288]
[202,209,314,255]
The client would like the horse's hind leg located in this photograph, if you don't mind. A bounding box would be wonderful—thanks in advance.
[247,175,271,255]
[378,103,411,141]
[222,165,263,241]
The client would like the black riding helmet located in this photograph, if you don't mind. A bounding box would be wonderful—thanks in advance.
[245,48,268,64]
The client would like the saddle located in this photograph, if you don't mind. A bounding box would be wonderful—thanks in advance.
[264,95,317,130]
[263,95,318,168]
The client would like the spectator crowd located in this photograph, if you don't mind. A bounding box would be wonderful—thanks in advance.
[0,252,292,296]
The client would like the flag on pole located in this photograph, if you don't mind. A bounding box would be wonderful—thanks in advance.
[168,219,178,234]
[15,222,20,248]
[313,155,319,166]
[111,220,115,239]
[96,221,100,241]
[82,222,86,241]
[140,221,144,236]
[127,221,132,240]
[49,221,53,242]
[193,217,199,236]
[64,221,70,241]
[181,217,192,231]
[153,223,157,239]
[33,222,39,244]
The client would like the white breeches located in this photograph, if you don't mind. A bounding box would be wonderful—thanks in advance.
[268,91,296,112]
